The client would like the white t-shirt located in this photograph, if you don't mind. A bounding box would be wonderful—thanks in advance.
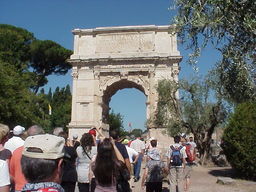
[4,136,24,153]
[188,141,197,150]
[0,160,10,187]
[130,139,145,153]
[125,146,138,163]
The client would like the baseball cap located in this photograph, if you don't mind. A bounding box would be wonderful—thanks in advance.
[122,139,129,145]
[89,129,96,137]
[13,125,25,135]
[23,134,65,160]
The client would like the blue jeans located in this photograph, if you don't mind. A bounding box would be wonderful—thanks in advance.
[134,154,143,179]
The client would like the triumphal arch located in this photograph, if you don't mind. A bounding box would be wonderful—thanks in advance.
[68,25,182,145]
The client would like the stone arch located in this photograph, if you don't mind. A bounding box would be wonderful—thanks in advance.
[101,78,147,123]
[68,25,182,145]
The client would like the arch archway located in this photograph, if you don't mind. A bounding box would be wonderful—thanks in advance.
[101,79,147,124]
[68,25,182,144]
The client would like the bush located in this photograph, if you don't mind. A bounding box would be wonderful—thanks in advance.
[222,102,256,180]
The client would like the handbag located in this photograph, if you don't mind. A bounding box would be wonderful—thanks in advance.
[116,161,131,192]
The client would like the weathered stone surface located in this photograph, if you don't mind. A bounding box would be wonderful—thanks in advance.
[68,25,182,144]
[217,177,235,185]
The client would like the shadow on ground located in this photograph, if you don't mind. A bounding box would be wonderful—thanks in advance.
[208,167,237,178]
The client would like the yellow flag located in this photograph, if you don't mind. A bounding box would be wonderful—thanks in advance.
[48,104,52,115]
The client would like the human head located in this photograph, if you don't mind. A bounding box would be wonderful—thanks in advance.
[174,135,181,143]
[94,138,118,186]
[21,134,65,183]
[27,125,45,136]
[89,128,96,137]
[109,130,119,140]
[53,127,64,136]
[73,134,78,140]
[13,125,25,136]
[150,139,157,147]
[0,123,9,144]
[189,136,194,142]
[80,133,94,149]
[58,131,69,146]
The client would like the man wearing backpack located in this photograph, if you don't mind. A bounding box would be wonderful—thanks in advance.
[167,135,187,192]
[181,136,196,192]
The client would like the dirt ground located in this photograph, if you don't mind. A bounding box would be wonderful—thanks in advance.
[75,165,256,192]
[130,165,256,192]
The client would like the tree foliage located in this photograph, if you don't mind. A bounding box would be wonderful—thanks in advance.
[172,0,256,104]
[0,24,72,131]
[222,102,256,180]
[48,85,72,132]
[156,78,227,164]
[30,40,72,93]
[108,110,125,136]
[129,129,143,138]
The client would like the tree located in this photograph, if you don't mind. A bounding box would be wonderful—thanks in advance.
[172,0,256,103]
[49,85,72,131]
[156,78,227,164]
[0,24,34,69]
[222,102,256,180]
[30,40,72,93]
[129,129,143,138]
[108,110,125,136]
[0,24,73,130]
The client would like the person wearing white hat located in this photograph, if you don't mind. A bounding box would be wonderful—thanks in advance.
[4,125,25,153]
[21,134,65,192]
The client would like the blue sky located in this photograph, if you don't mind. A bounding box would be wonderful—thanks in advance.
[1,0,220,131]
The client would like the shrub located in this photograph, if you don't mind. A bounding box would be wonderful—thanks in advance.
[222,102,256,180]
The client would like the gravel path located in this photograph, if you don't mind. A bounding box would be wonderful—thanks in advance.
[130,165,256,192]
[75,165,256,192]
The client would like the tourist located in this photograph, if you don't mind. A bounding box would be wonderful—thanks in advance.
[72,133,80,149]
[53,127,64,136]
[130,136,145,182]
[92,138,130,192]
[58,131,78,192]
[0,123,12,163]
[122,139,139,165]
[181,136,196,192]
[145,137,155,153]
[4,125,25,153]
[188,136,197,158]
[76,133,97,192]
[141,148,167,192]
[9,125,45,191]
[110,130,131,173]
[0,159,10,192]
[146,139,162,161]
[89,127,97,146]
[167,135,187,192]
[21,134,65,192]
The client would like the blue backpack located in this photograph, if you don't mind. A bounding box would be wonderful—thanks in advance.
[170,145,183,167]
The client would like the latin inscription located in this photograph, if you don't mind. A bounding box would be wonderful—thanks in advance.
[95,32,154,53]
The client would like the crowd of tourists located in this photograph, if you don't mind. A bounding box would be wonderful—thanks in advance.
[0,123,197,192]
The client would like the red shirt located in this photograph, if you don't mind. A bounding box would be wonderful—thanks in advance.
[9,146,27,191]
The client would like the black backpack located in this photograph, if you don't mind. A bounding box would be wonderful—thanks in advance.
[148,163,164,182]
[170,145,183,167]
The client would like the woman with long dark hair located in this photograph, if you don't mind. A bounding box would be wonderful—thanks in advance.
[76,133,97,192]
[92,138,130,192]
